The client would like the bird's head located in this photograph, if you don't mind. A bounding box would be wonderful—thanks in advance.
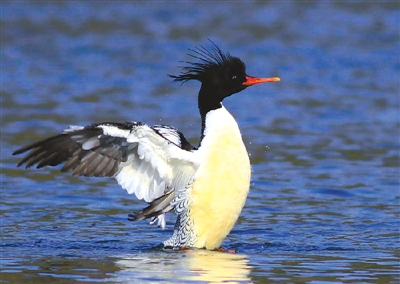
[169,41,280,101]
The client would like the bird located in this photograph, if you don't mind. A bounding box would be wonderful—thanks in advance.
[12,42,280,250]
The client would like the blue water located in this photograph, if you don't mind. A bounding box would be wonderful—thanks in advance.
[1,1,399,283]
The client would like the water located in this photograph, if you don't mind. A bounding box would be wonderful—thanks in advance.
[1,1,399,283]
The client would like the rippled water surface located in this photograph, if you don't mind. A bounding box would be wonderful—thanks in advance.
[1,1,399,283]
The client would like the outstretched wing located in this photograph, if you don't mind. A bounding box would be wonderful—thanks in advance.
[13,122,199,227]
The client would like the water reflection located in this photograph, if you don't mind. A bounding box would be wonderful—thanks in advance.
[115,250,251,283]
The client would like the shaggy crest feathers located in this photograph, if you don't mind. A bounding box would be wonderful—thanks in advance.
[169,41,246,84]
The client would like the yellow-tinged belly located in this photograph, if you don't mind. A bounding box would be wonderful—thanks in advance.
[190,119,251,249]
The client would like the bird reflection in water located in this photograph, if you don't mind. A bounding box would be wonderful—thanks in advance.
[114,249,251,283]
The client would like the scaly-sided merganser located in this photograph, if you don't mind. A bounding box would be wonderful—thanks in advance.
[13,42,280,250]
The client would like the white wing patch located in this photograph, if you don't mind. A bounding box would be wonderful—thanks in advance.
[100,125,134,139]
[112,124,198,203]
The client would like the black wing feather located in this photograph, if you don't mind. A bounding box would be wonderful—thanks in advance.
[14,134,81,168]
[13,125,128,177]
[128,190,175,221]
[13,122,196,178]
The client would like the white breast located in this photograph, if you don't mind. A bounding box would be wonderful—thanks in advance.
[189,105,251,249]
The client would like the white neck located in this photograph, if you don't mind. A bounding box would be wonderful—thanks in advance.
[200,105,241,148]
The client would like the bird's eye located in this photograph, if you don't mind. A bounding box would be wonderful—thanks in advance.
[231,75,237,80]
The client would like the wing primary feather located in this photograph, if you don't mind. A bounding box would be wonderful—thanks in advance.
[14,134,78,168]
[13,134,65,156]
[37,151,64,168]
[23,149,49,168]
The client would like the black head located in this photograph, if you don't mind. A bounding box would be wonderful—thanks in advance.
[169,42,249,99]
[169,41,280,116]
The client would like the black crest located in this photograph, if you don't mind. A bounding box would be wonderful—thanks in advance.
[169,40,246,85]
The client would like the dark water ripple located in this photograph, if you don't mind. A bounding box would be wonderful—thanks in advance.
[1,1,399,283]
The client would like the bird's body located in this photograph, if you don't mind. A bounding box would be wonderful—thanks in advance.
[13,42,279,250]
[165,106,251,249]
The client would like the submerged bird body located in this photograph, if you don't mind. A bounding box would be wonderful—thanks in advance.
[13,43,279,250]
